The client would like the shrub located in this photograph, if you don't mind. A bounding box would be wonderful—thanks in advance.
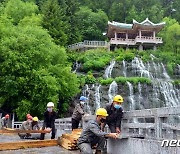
[79,49,112,72]
[99,78,113,85]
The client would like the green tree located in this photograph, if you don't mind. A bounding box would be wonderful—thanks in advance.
[160,17,180,54]
[76,7,108,40]
[0,0,79,120]
[64,0,82,44]
[40,0,68,46]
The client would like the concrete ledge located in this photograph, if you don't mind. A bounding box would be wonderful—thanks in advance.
[107,138,180,154]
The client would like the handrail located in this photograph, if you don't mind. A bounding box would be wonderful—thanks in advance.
[12,106,180,139]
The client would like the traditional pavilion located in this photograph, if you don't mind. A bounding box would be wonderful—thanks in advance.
[107,18,166,50]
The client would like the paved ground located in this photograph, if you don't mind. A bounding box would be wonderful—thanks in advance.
[0,146,80,154]
[0,130,80,154]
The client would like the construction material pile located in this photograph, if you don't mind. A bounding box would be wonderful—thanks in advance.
[58,129,82,150]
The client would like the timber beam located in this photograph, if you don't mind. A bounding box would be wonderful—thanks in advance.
[0,139,58,151]
[0,129,51,134]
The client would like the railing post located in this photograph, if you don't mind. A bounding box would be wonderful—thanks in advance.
[12,113,15,129]
[154,115,162,139]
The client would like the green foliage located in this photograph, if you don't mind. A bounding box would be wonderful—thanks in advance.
[76,7,108,40]
[79,49,112,72]
[160,17,180,54]
[99,78,113,85]
[115,49,135,62]
[84,72,96,84]
[2,0,38,25]
[40,0,68,46]
[98,77,151,85]
[172,80,180,85]
[0,0,79,120]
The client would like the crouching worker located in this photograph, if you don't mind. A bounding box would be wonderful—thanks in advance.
[18,115,33,139]
[1,114,10,129]
[77,108,118,154]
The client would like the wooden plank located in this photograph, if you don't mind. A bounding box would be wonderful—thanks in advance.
[0,129,51,134]
[0,139,58,151]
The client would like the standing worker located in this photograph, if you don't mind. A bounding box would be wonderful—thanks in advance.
[40,102,57,140]
[72,96,87,130]
[1,114,10,128]
[104,95,124,133]
[77,108,118,154]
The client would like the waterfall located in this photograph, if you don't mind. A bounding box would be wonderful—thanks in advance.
[131,56,180,107]
[127,81,138,123]
[108,81,118,103]
[73,61,81,73]
[82,84,92,115]
[95,84,101,110]
[127,82,136,110]
[138,82,144,109]
[104,60,116,79]
[122,60,127,77]
[161,63,170,79]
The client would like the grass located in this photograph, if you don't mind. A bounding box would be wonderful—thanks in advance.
[99,77,151,85]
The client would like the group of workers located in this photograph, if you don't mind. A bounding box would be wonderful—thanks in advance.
[72,95,124,154]
[0,102,57,140]
[1,94,124,154]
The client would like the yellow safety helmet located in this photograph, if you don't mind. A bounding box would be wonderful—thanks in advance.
[113,95,124,103]
[96,108,108,116]
[33,117,39,122]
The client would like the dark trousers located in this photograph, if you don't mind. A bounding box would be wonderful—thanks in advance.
[108,124,116,133]
[40,124,56,140]
[72,118,80,130]
[78,136,107,154]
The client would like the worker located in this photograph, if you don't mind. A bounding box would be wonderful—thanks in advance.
[40,102,57,140]
[104,95,124,133]
[1,114,10,128]
[19,116,41,139]
[72,96,87,130]
[26,113,31,120]
[31,117,40,130]
[18,115,33,139]
[77,108,118,154]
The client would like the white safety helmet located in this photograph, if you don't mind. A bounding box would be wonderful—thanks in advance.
[47,102,54,107]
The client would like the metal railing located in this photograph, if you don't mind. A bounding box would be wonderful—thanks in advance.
[68,40,109,50]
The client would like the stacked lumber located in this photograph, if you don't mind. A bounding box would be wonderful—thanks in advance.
[58,128,82,150]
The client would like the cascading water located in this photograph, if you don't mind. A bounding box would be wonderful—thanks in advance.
[82,84,92,114]
[80,54,179,115]
[95,84,101,110]
[131,55,180,107]
[122,60,127,77]
[73,61,81,73]
[127,81,138,123]
[108,81,118,103]
[104,60,116,79]
[126,81,136,110]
